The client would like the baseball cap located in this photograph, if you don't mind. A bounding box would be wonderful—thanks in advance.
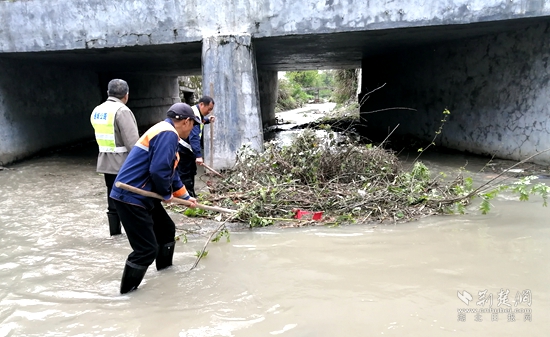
[166,103,201,124]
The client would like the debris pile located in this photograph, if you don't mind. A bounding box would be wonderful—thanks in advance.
[204,129,468,226]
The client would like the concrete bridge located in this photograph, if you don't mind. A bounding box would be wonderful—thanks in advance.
[1,0,550,167]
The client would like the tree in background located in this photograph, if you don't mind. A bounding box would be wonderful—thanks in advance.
[276,72,309,111]
[318,70,335,99]
[276,69,359,111]
[333,69,358,104]
[276,78,300,111]
[277,70,331,111]
[178,76,202,103]
[319,70,335,87]
[286,70,321,88]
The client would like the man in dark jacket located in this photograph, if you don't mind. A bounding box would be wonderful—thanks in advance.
[177,96,216,197]
[110,103,199,294]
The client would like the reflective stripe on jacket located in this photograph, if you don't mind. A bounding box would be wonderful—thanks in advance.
[110,119,189,209]
[191,105,204,138]
[90,101,128,153]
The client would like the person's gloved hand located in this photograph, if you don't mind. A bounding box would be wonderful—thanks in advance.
[186,197,197,208]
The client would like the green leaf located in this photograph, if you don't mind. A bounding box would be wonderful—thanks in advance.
[195,250,208,258]
[456,202,465,215]
[479,198,491,214]
[519,192,529,202]
[464,177,473,191]
[184,207,206,217]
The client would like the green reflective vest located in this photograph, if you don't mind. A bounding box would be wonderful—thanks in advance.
[90,101,128,153]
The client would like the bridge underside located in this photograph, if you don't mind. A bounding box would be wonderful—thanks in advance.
[1,17,542,74]
[1,16,549,166]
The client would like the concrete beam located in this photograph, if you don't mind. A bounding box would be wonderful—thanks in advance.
[2,0,550,54]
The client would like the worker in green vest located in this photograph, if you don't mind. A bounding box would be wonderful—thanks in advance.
[177,96,215,197]
[90,79,139,236]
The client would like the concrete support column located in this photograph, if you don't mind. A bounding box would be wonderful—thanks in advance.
[202,34,263,170]
[258,69,278,127]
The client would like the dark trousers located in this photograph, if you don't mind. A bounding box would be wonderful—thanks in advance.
[180,174,196,198]
[113,199,176,267]
[104,173,118,214]
[177,148,198,198]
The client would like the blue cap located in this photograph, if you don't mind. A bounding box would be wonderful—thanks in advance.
[167,103,201,124]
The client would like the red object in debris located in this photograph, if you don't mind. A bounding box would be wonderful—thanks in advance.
[294,209,309,219]
[293,209,323,221]
[312,211,323,220]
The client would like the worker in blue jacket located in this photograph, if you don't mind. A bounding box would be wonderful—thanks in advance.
[110,103,200,294]
[177,96,216,197]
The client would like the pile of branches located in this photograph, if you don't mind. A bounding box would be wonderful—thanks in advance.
[205,129,470,226]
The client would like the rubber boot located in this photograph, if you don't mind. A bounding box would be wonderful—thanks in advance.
[107,212,121,236]
[120,261,148,294]
[156,241,176,271]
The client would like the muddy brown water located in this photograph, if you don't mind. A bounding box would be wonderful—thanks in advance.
[0,143,549,337]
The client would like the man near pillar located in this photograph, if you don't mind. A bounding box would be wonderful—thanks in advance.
[90,79,139,236]
[177,96,216,197]
[110,103,199,294]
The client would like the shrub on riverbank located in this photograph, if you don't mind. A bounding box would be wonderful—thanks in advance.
[276,79,309,112]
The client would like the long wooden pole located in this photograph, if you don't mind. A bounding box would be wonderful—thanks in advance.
[209,82,214,169]
[115,182,236,214]
[202,163,223,177]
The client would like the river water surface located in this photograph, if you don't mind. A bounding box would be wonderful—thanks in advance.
[0,143,549,337]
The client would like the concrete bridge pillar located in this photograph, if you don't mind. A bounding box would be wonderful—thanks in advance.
[258,69,278,127]
[202,34,264,170]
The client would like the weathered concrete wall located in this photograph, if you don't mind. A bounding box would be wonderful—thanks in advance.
[0,59,100,164]
[361,20,550,164]
[258,69,278,127]
[1,0,549,53]
[202,35,263,170]
[0,65,179,165]
[116,74,181,128]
